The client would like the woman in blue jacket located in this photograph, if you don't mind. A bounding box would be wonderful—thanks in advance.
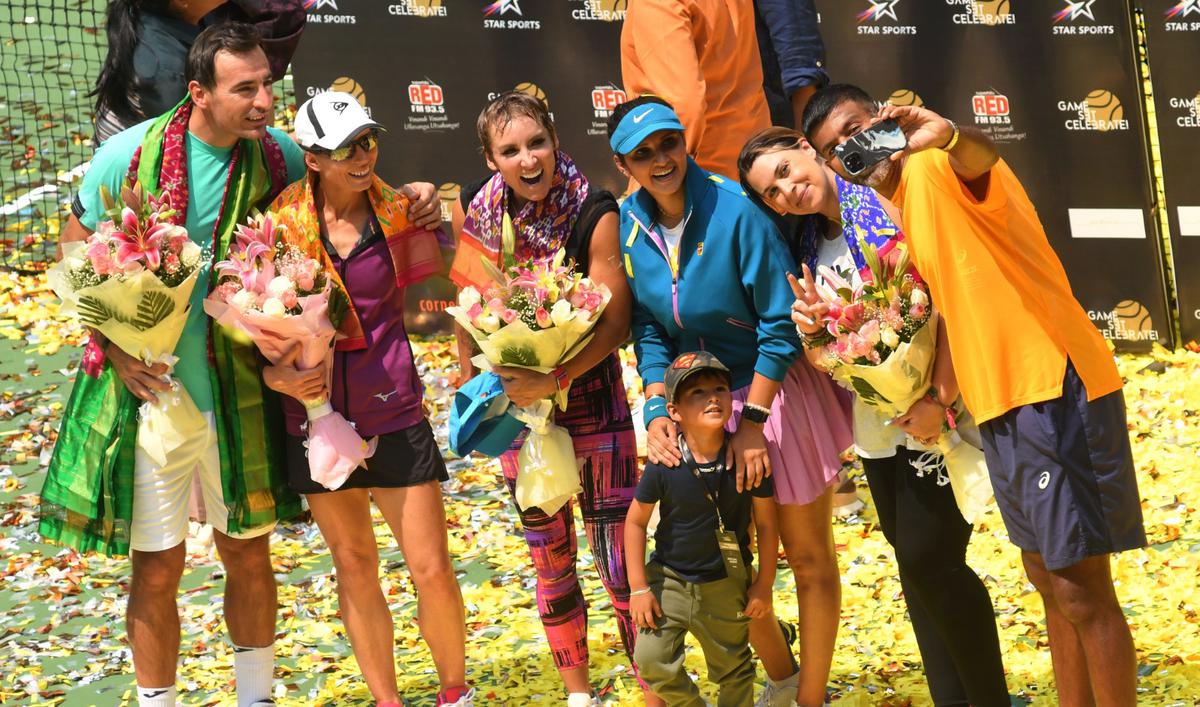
[608,97,854,707]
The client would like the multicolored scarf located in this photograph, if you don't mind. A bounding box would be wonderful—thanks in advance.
[449,150,587,291]
[796,174,903,274]
[39,98,299,557]
[270,172,443,351]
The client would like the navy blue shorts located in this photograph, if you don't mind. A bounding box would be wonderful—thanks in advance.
[979,361,1146,571]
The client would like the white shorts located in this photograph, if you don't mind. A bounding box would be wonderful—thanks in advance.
[131,412,275,552]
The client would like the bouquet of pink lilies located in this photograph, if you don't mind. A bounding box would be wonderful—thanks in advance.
[204,212,375,491]
[447,249,611,515]
[48,180,209,465]
[808,239,992,523]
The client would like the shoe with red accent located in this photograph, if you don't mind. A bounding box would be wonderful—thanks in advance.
[437,686,475,706]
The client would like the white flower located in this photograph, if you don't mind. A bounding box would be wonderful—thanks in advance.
[477,313,501,333]
[262,297,287,318]
[267,275,296,299]
[880,326,900,349]
[230,289,257,312]
[180,241,202,268]
[459,286,482,308]
[910,288,929,307]
[550,298,574,328]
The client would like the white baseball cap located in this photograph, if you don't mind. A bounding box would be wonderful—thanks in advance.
[295,91,384,151]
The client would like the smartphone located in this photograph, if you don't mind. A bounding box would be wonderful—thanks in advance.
[833,119,907,177]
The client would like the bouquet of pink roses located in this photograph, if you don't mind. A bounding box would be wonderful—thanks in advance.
[446,249,610,515]
[808,239,992,523]
[204,212,375,491]
[47,181,208,466]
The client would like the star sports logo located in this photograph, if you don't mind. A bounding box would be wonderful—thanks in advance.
[304,0,337,9]
[857,0,899,22]
[1053,0,1095,22]
[1166,0,1200,18]
[484,0,521,16]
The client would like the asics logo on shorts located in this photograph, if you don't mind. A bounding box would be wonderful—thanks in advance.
[1038,470,1051,490]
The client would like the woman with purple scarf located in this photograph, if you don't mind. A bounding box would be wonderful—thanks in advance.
[450,92,660,707]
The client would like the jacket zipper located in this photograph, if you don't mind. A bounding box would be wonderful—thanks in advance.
[631,212,685,329]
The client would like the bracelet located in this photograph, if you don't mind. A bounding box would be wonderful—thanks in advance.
[551,365,570,392]
[925,388,958,430]
[630,587,652,597]
[742,402,772,425]
[941,119,960,151]
[800,328,835,348]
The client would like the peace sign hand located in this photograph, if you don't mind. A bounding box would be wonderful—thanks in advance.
[786,264,830,336]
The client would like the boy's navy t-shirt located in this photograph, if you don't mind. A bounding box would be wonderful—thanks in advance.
[635,455,774,583]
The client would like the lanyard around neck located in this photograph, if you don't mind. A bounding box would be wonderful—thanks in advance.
[679,435,729,533]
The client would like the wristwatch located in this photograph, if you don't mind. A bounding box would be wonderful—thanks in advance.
[742,403,771,425]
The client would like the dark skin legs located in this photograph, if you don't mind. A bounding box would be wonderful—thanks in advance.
[1021,552,1137,707]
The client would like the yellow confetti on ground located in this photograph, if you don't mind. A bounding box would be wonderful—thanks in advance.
[0,270,1197,705]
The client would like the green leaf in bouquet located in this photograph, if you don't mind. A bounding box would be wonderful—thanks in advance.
[498,344,539,367]
[77,295,125,328]
[892,245,912,286]
[836,287,854,302]
[479,254,508,287]
[132,290,175,330]
[98,183,117,218]
[850,376,886,404]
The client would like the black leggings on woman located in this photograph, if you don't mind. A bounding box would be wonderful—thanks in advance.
[862,447,1010,706]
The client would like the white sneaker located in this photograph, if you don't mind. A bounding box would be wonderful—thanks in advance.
[755,670,799,707]
[441,687,476,706]
[566,693,600,707]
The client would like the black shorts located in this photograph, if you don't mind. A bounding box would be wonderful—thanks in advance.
[979,361,1147,571]
[286,419,449,495]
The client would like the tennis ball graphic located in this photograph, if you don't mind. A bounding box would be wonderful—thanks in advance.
[588,0,627,15]
[514,82,548,109]
[1084,89,1123,131]
[888,89,924,108]
[410,0,443,7]
[972,0,1011,25]
[329,77,367,106]
[1112,300,1153,337]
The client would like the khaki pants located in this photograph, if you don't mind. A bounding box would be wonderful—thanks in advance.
[633,562,754,707]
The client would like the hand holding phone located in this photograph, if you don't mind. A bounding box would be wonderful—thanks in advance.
[833,119,907,176]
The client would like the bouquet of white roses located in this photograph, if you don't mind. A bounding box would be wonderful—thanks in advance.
[447,249,611,515]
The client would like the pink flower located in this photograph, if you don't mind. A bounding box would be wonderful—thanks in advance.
[163,252,180,274]
[535,307,551,328]
[111,208,173,271]
[215,280,241,303]
[281,290,298,309]
[859,319,881,346]
[466,302,484,320]
[500,308,519,324]
[909,303,927,320]
[85,238,115,276]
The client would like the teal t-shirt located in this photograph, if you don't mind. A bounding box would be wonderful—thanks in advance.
[76,120,306,411]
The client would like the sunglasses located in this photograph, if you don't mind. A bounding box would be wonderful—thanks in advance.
[313,130,379,161]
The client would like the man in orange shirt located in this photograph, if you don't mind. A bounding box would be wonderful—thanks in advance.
[620,0,771,181]
[802,84,1146,707]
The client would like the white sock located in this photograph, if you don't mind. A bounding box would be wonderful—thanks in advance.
[232,643,275,707]
[136,685,176,707]
[767,669,799,688]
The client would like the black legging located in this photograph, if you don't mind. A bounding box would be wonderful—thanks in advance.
[862,447,1010,706]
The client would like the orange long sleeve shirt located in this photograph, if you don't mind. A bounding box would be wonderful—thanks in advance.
[620,0,771,181]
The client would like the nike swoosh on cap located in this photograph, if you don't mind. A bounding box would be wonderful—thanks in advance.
[631,108,654,123]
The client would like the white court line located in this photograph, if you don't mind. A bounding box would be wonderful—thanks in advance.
[0,161,90,217]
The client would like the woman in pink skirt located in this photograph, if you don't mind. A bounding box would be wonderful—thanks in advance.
[608,97,853,707]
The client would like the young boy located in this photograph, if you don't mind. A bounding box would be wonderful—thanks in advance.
[626,352,780,707]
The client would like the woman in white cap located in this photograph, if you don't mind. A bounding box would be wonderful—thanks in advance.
[261,91,474,707]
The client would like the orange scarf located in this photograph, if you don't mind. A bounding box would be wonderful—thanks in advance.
[269,173,442,350]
